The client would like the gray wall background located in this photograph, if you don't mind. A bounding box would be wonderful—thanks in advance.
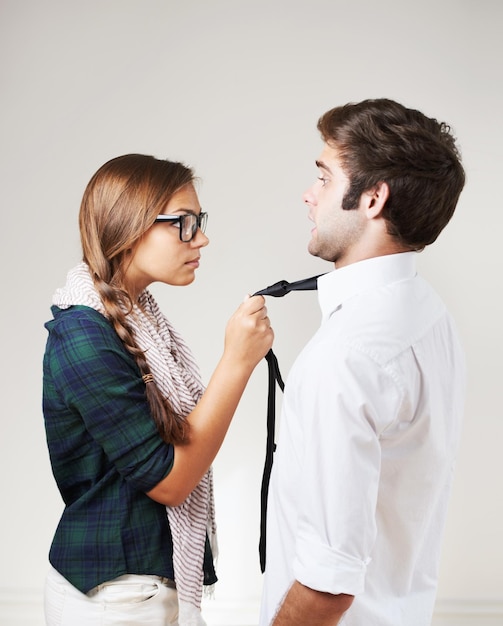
[1,0,501,616]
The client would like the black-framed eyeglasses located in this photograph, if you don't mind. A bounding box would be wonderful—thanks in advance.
[154,212,208,242]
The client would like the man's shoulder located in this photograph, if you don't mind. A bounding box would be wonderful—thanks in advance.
[316,276,447,363]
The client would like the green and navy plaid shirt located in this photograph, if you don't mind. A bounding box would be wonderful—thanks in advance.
[43,305,216,593]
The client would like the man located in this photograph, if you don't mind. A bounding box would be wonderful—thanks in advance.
[259,98,466,626]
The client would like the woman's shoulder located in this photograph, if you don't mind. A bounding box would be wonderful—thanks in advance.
[51,304,107,319]
[47,304,109,328]
[43,305,136,376]
[44,305,118,346]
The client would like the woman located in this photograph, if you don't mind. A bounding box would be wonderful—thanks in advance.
[42,154,273,626]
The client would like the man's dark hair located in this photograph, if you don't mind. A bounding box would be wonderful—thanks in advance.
[317,98,465,249]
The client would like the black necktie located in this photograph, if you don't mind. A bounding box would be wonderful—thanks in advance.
[253,275,323,573]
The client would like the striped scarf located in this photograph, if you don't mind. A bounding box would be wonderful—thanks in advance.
[53,262,216,625]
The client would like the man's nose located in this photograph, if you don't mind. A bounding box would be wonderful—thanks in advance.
[302,187,316,205]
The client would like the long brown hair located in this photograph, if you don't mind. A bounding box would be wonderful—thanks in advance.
[79,153,195,444]
[317,99,466,250]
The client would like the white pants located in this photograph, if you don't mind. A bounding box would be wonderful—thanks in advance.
[44,566,179,625]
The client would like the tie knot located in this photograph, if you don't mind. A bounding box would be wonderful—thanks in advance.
[253,274,323,298]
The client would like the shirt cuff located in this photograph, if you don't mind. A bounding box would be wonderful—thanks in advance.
[293,535,369,596]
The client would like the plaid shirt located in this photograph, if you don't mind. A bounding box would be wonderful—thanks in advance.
[43,305,216,593]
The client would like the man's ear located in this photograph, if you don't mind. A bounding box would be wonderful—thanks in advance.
[364,181,390,219]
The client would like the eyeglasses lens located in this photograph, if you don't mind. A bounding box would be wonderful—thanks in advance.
[180,215,194,242]
[180,213,207,242]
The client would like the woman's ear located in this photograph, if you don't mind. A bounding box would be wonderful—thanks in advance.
[365,181,390,219]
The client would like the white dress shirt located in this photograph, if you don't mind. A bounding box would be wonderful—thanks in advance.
[259,252,465,626]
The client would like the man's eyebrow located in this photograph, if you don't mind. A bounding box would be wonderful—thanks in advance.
[315,159,332,173]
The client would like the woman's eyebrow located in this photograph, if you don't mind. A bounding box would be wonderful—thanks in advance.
[163,208,199,216]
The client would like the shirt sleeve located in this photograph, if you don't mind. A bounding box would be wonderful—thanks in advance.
[44,306,174,492]
[290,341,402,596]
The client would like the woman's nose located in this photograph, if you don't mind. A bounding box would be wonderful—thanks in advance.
[193,229,209,248]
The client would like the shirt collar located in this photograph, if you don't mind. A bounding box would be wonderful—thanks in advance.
[317,252,418,321]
